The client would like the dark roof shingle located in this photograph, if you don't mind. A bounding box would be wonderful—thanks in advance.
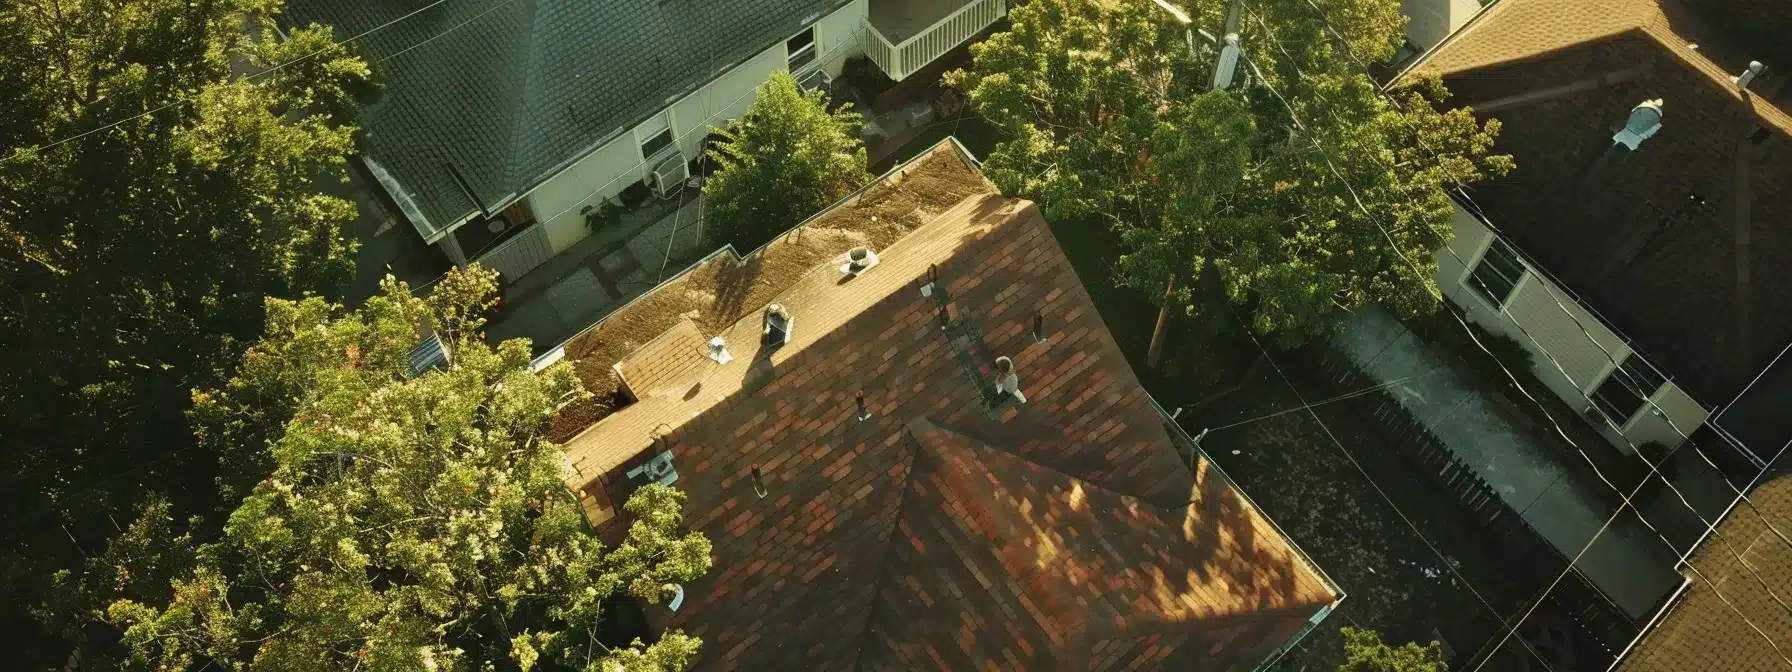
[1409,0,1792,403]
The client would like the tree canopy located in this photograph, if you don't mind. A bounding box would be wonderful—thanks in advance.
[90,268,712,670]
[1339,626,1449,672]
[947,0,1511,347]
[0,1,371,659]
[702,70,870,251]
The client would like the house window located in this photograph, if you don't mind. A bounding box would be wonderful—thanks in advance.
[787,27,818,73]
[637,112,675,161]
[1591,355,1666,427]
[1467,238,1525,308]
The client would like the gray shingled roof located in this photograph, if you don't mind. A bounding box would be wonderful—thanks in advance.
[282,0,846,239]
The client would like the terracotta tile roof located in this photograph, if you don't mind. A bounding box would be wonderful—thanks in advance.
[1403,0,1792,403]
[558,178,1336,668]
[1619,469,1792,670]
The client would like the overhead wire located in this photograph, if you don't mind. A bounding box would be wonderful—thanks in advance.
[1237,4,1792,667]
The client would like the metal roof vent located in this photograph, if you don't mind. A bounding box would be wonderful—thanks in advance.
[993,356,1027,404]
[706,336,733,364]
[1612,99,1664,150]
[840,247,880,277]
[1733,61,1766,92]
[763,304,793,346]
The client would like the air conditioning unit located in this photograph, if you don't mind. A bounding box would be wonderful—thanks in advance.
[652,152,689,199]
[798,68,833,93]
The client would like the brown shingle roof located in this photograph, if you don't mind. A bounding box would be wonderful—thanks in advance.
[1619,469,1792,670]
[860,418,1333,670]
[1405,0,1792,403]
[555,149,1336,668]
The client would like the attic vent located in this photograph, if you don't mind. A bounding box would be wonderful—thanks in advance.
[1612,99,1664,150]
[763,304,793,346]
[1733,61,1766,92]
[840,247,880,277]
[993,356,1027,404]
[706,336,733,364]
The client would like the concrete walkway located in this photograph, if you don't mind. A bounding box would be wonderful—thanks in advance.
[487,197,709,354]
[1336,308,1683,619]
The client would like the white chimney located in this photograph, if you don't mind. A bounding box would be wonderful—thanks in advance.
[994,356,1027,404]
[1733,61,1766,91]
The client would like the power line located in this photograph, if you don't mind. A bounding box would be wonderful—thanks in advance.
[1221,303,1556,672]
[18,0,468,155]
[1288,0,1792,561]
[1236,7,1792,666]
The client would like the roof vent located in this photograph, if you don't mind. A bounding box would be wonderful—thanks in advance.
[840,247,880,277]
[1612,99,1664,150]
[993,356,1028,404]
[750,464,768,498]
[1733,61,1766,92]
[856,390,871,421]
[763,304,793,346]
[706,336,733,364]
[1032,311,1047,344]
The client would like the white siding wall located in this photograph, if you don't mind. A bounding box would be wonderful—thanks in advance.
[527,1,867,257]
[1437,202,1710,451]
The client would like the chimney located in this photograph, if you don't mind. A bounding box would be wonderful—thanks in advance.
[1733,61,1766,92]
[707,336,733,364]
[763,304,793,346]
[993,356,1028,404]
[841,247,880,277]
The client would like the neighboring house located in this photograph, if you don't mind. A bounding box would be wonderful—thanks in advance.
[1402,0,1792,467]
[282,0,1007,280]
[1614,460,1791,670]
[550,142,1341,669]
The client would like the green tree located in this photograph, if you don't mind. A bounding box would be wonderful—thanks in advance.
[100,268,713,671]
[702,70,870,251]
[947,0,1511,358]
[1340,626,1449,672]
[0,1,371,658]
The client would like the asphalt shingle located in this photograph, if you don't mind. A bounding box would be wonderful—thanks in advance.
[283,0,846,236]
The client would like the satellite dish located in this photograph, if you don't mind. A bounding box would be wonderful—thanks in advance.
[1612,99,1664,150]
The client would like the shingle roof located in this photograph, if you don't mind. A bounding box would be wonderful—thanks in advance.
[1405,0,1792,403]
[1618,468,1792,671]
[557,166,1335,668]
[282,0,845,238]
[862,418,1332,670]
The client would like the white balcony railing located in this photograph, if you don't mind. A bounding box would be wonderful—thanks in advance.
[862,0,1006,82]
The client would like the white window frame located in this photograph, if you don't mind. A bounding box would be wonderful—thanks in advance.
[787,25,819,74]
[1464,237,1527,311]
[635,111,676,163]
